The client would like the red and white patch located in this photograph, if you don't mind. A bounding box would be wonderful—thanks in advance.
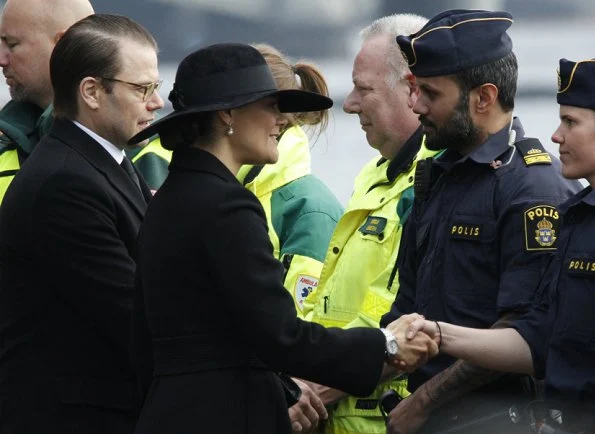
[294,275,319,312]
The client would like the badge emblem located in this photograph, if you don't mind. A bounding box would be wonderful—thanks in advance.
[534,217,556,247]
[294,275,318,312]
[524,205,560,251]
[359,216,387,236]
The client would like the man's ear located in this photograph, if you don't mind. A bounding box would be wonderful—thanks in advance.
[404,72,419,108]
[79,77,101,110]
[473,83,498,114]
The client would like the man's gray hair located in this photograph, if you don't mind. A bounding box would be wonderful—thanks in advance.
[360,14,428,88]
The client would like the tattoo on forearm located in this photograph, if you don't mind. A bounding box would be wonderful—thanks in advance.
[421,313,518,411]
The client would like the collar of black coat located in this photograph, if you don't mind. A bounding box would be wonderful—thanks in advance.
[169,146,240,184]
[558,185,595,215]
[48,118,151,213]
[437,117,526,166]
[376,125,424,183]
[0,99,44,154]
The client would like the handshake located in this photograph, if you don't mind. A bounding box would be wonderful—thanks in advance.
[383,314,441,373]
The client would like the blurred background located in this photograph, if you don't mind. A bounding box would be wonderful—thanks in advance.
[2,0,594,203]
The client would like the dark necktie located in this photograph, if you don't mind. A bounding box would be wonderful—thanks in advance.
[121,156,141,192]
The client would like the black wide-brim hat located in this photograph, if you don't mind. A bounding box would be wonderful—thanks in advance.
[129,43,333,145]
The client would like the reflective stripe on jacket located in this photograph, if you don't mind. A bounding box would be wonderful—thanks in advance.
[0,147,20,205]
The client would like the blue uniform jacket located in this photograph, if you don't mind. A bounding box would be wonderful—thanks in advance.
[381,118,582,391]
[512,186,595,424]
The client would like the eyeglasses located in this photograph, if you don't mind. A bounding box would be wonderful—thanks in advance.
[98,77,163,102]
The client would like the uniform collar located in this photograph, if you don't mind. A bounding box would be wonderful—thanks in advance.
[436,117,526,167]
[558,186,595,214]
[384,126,424,182]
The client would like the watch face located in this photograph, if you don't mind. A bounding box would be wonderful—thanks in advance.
[387,340,398,355]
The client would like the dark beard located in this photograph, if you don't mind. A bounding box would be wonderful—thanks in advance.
[422,91,481,153]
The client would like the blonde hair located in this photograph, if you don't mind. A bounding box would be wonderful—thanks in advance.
[253,43,329,135]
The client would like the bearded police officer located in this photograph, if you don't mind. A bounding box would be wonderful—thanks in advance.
[380,9,581,434]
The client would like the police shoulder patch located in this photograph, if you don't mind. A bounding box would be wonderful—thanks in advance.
[294,275,319,312]
[524,205,560,251]
[515,138,552,166]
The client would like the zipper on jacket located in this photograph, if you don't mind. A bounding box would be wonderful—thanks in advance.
[323,296,329,313]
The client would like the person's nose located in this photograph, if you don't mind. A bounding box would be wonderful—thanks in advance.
[147,91,164,111]
[551,125,563,146]
[277,114,288,129]
[412,96,427,116]
[343,88,360,114]
[0,45,10,68]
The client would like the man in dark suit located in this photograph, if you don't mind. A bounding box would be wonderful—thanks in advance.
[0,14,164,434]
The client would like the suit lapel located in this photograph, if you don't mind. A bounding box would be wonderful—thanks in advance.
[49,119,149,216]
[137,169,154,202]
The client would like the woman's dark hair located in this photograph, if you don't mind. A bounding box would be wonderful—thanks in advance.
[159,112,217,151]
[51,14,157,119]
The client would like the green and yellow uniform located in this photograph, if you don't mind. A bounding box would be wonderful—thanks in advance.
[238,125,343,316]
[303,129,436,434]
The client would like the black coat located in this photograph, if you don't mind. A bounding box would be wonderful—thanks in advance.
[130,147,386,434]
[0,119,152,434]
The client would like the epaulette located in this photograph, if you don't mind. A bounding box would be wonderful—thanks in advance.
[515,138,552,167]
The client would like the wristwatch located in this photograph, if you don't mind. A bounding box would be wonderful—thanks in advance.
[380,328,399,359]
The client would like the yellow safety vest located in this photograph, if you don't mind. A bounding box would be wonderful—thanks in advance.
[304,139,437,434]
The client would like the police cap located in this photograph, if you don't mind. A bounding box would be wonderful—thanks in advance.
[557,58,595,110]
[397,9,514,77]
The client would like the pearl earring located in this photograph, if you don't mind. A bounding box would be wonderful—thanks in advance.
[226,125,234,136]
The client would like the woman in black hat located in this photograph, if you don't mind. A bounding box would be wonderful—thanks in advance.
[128,43,428,434]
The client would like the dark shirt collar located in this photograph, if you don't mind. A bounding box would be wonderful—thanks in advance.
[558,185,595,214]
[436,117,526,167]
[377,126,423,182]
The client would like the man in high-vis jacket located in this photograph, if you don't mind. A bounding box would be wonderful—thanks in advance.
[297,14,435,434]
[0,0,170,203]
